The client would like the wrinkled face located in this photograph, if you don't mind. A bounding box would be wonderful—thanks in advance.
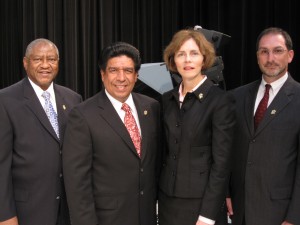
[257,33,294,81]
[174,38,204,81]
[23,43,59,90]
[101,55,138,103]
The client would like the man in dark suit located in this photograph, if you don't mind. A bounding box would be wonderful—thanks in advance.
[227,27,300,225]
[0,38,82,225]
[62,42,161,225]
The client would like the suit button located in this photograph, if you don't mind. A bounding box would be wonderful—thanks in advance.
[140,191,144,195]
[175,123,180,127]
[173,154,177,160]
[59,151,62,155]
[59,173,63,178]
[140,168,144,173]
[56,196,60,200]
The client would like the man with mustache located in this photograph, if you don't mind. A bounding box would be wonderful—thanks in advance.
[226,27,300,225]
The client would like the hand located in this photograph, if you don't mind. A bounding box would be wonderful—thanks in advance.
[196,220,211,225]
[226,197,234,217]
[0,216,19,225]
[281,221,293,225]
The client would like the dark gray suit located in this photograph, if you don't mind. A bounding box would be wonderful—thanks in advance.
[63,90,161,225]
[0,78,82,225]
[230,75,300,225]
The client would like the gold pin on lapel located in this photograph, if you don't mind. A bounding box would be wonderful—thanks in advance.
[271,109,276,115]
[144,110,148,115]
[62,105,66,110]
[198,93,203,99]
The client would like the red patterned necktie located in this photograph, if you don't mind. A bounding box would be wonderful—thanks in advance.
[122,103,141,157]
[254,84,271,130]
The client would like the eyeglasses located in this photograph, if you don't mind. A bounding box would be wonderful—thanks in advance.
[107,67,135,75]
[257,48,288,57]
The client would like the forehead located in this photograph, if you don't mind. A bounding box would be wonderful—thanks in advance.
[259,33,286,48]
[30,43,57,56]
[178,38,199,51]
[107,55,134,67]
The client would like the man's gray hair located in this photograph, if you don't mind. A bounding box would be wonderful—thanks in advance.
[25,38,59,58]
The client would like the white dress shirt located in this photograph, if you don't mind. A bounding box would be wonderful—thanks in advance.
[105,89,142,136]
[28,78,57,113]
[254,73,288,115]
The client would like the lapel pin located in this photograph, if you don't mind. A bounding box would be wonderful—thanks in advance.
[144,110,148,115]
[198,93,203,99]
[271,109,276,115]
[62,105,66,110]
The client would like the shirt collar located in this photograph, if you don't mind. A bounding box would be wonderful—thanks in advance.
[179,76,207,100]
[105,89,135,110]
[28,77,55,98]
[261,72,288,92]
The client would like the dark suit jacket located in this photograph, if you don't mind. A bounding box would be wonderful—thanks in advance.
[62,90,161,225]
[0,78,82,225]
[159,79,236,220]
[230,75,300,225]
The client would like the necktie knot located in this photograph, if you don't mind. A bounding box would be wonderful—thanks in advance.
[42,91,51,100]
[265,84,271,93]
[121,103,131,112]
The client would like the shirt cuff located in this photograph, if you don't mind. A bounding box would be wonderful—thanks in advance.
[198,215,215,224]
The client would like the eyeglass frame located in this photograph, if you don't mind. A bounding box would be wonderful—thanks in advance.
[257,47,289,57]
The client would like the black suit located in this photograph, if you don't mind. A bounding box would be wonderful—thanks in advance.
[230,75,300,225]
[158,79,236,224]
[0,78,82,225]
[62,90,161,225]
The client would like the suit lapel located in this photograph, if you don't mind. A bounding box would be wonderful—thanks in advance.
[244,82,259,136]
[97,91,139,157]
[133,94,150,162]
[54,85,68,143]
[23,78,60,143]
[255,77,294,135]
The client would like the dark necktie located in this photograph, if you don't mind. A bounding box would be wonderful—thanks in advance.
[121,103,141,157]
[42,91,60,138]
[254,84,271,130]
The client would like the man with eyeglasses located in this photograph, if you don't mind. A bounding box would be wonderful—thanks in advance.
[226,27,300,225]
[62,42,161,225]
[0,38,82,225]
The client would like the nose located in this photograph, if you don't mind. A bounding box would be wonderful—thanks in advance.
[40,58,51,67]
[116,70,126,80]
[185,54,191,62]
[266,51,276,61]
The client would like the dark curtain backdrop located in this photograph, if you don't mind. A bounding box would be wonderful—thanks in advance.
[1,0,299,100]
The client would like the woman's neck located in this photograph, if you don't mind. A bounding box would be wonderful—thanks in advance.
[181,74,204,96]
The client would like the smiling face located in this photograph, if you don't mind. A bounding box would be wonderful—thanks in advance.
[101,55,138,103]
[174,38,204,83]
[257,33,294,83]
[23,42,59,90]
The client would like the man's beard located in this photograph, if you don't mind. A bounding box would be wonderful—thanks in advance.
[261,63,286,78]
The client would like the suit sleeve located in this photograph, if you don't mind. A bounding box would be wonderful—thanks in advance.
[62,107,98,225]
[285,133,300,224]
[0,100,17,221]
[200,92,236,219]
